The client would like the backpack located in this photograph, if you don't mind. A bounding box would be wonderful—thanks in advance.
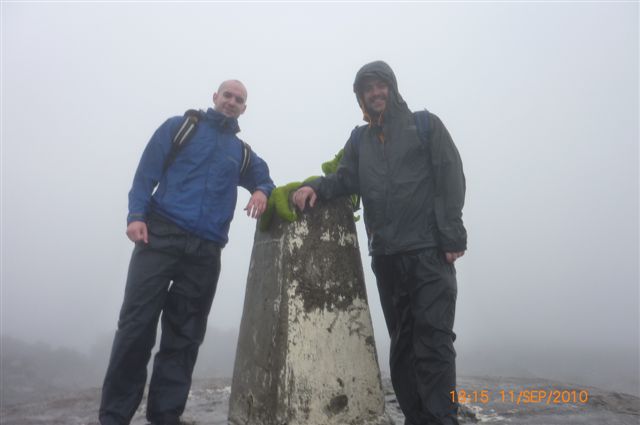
[162,109,252,176]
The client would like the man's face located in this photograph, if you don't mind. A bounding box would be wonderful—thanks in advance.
[213,81,247,119]
[361,78,389,116]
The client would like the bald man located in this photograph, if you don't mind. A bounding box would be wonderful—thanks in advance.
[100,80,275,425]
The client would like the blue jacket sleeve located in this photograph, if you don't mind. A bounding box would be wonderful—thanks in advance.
[239,149,275,197]
[127,118,177,224]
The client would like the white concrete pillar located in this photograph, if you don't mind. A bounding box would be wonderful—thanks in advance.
[229,197,392,425]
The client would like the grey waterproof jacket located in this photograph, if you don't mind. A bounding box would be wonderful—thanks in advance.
[307,61,467,255]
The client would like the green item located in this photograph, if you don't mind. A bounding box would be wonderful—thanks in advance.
[258,148,361,231]
[321,149,343,175]
[259,181,299,231]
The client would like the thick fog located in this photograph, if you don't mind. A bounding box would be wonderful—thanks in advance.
[2,2,638,397]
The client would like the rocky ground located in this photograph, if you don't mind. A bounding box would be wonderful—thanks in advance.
[1,376,638,425]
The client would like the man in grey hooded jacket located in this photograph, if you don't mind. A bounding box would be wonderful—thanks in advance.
[293,61,466,425]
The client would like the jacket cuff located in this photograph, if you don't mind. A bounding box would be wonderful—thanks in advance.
[254,185,274,198]
[302,177,323,196]
[127,212,146,225]
[439,234,467,253]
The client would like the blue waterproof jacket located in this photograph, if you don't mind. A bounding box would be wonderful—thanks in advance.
[128,108,275,246]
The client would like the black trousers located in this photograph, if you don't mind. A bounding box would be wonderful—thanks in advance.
[372,248,459,425]
[99,214,221,425]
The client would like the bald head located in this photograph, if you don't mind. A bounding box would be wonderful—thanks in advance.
[217,79,247,96]
[213,80,248,119]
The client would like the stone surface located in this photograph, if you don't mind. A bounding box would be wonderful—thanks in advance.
[228,197,392,425]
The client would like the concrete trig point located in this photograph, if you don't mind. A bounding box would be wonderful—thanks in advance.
[229,198,393,425]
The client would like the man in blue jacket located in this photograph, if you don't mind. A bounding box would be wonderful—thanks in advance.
[100,80,275,425]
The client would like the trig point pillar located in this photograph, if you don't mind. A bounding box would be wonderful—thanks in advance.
[229,197,392,425]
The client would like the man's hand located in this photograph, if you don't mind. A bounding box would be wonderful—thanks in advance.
[445,251,465,264]
[245,190,268,219]
[292,186,317,211]
[126,221,148,244]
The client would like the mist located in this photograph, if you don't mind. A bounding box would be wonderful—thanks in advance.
[2,1,638,401]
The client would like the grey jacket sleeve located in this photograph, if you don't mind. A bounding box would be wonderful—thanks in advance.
[306,128,361,199]
[429,113,467,252]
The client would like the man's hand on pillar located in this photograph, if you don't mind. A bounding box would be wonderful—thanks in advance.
[292,186,317,211]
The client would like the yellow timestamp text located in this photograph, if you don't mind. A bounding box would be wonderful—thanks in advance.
[450,389,590,405]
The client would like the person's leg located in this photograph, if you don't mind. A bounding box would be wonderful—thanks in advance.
[372,255,397,336]
[146,238,221,424]
[99,231,181,425]
[408,249,459,425]
[373,254,422,425]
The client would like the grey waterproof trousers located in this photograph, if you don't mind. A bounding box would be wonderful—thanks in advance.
[99,213,221,425]
[372,248,459,425]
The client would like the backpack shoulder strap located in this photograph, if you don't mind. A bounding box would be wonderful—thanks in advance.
[173,109,201,146]
[239,140,252,177]
[163,109,201,173]
[413,109,430,144]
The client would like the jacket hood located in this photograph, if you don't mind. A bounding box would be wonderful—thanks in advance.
[353,61,409,122]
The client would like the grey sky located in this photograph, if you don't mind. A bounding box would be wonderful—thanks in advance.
[2,2,638,393]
